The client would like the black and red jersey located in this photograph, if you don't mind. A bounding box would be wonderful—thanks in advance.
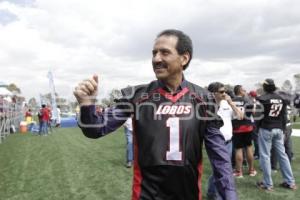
[119,80,222,200]
[231,96,254,133]
[79,79,237,200]
[257,92,287,130]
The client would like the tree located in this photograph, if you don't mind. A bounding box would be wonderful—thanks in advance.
[6,83,21,94]
[40,92,70,112]
[56,97,69,112]
[101,88,122,107]
[254,82,263,96]
[294,73,300,93]
[281,80,293,94]
[40,93,51,105]
[69,101,79,112]
[28,97,39,111]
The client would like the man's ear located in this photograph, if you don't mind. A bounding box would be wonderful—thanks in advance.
[180,52,190,67]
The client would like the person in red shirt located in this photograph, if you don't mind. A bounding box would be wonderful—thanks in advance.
[38,104,50,136]
[25,109,32,118]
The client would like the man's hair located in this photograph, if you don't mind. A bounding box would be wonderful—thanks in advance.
[234,85,242,96]
[263,84,276,93]
[207,82,224,93]
[226,89,235,98]
[157,29,193,70]
[263,78,276,93]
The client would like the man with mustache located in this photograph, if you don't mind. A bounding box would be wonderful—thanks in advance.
[73,29,237,200]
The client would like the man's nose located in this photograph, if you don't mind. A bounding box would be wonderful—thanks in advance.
[153,53,162,62]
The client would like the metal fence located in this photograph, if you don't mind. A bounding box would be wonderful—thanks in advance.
[0,97,23,144]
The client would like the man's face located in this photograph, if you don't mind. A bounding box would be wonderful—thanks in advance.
[240,87,247,97]
[214,87,226,101]
[152,35,189,80]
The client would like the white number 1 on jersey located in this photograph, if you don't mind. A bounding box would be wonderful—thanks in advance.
[166,117,182,161]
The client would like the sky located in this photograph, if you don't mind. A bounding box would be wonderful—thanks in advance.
[0,0,300,102]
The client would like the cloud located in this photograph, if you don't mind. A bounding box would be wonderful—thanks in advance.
[1,0,36,7]
[0,0,300,102]
[0,8,18,25]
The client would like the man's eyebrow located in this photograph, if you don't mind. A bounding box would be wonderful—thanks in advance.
[152,48,171,54]
[155,48,171,52]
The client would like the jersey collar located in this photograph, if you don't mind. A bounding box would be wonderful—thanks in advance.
[157,75,188,94]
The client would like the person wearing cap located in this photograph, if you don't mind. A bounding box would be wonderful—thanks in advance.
[206,82,243,200]
[256,78,297,191]
[270,90,294,172]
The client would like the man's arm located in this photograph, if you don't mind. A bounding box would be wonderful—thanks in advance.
[225,94,243,120]
[74,74,131,138]
[204,127,238,200]
[79,105,130,138]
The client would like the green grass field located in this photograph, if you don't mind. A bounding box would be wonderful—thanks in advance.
[0,128,299,200]
[292,116,300,129]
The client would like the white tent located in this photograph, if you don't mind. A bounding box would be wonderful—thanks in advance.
[0,87,12,96]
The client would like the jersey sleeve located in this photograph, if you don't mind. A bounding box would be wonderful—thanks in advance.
[78,87,134,139]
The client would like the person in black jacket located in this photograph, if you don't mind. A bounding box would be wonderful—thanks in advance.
[256,79,297,191]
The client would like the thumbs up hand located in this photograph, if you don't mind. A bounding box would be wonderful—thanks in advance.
[73,74,99,105]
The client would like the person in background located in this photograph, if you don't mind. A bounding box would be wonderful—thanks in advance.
[256,79,297,191]
[47,105,53,133]
[75,105,80,120]
[293,93,300,120]
[38,106,43,135]
[38,104,49,136]
[270,91,294,172]
[25,108,32,121]
[25,108,34,132]
[95,105,103,115]
[232,85,257,178]
[207,82,243,200]
[124,117,134,168]
[55,105,61,127]
[248,90,259,160]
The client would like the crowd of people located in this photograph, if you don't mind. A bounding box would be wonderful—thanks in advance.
[24,104,61,135]
[209,79,297,196]
[73,29,298,200]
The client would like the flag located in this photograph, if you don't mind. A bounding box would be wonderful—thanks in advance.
[47,70,58,121]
